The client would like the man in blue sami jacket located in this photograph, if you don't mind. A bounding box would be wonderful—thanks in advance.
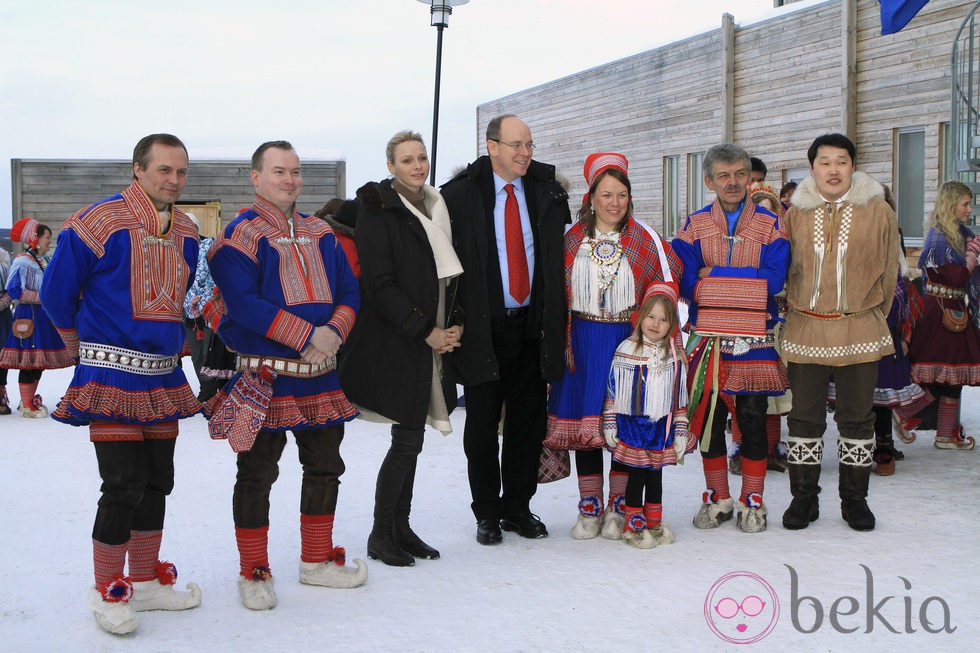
[207,140,366,612]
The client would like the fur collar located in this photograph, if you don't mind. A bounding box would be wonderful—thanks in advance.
[322,215,354,238]
[791,170,884,211]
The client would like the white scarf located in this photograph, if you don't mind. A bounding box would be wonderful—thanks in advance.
[397,185,463,281]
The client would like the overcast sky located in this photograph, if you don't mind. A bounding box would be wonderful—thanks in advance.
[0,0,824,228]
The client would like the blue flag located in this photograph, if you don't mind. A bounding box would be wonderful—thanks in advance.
[880,0,929,35]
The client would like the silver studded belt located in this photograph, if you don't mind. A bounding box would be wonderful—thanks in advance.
[236,354,335,378]
[925,282,966,300]
[78,342,179,375]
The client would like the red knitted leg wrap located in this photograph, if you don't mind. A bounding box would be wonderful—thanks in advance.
[300,513,335,564]
[127,529,163,582]
[766,415,781,455]
[623,504,645,532]
[937,397,960,440]
[236,525,270,577]
[93,538,128,589]
[577,473,603,502]
[643,503,663,530]
[19,381,38,410]
[607,470,628,511]
[739,457,767,505]
[702,454,731,500]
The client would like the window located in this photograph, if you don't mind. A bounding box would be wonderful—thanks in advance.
[664,155,682,236]
[687,152,708,215]
[895,127,925,240]
[939,121,956,184]
[784,167,810,186]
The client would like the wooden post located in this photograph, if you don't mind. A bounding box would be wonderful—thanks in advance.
[722,13,736,143]
[841,0,857,139]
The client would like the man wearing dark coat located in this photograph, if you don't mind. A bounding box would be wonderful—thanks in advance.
[441,114,571,545]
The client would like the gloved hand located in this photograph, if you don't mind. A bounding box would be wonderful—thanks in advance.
[673,434,687,465]
[604,429,619,449]
[968,236,980,271]
[968,235,980,255]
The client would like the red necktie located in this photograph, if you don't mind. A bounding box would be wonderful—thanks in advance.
[504,183,530,304]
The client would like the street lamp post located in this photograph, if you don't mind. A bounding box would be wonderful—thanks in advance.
[417,0,469,186]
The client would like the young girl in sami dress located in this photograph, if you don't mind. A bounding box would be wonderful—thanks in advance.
[602,282,694,549]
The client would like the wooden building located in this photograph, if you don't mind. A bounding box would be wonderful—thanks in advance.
[476,0,973,246]
[11,158,346,240]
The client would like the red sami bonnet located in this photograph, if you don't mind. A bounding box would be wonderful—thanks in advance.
[582,152,629,207]
[10,217,40,249]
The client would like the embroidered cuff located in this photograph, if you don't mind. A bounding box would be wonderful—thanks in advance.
[327,305,356,343]
[267,309,314,352]
[56,327,80,357]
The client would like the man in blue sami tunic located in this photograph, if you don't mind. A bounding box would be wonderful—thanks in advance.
[207,140,366,612]
[43,133,203,635]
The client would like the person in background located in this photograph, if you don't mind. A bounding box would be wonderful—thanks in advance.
[42,134,203,634]
[183,234,236,403]
[340,130,463,567]
[1,218,73,417]
[316,197,360,277]
[909,180,980,451]
[750,156,768,184]
[0,247,12,414]
[779,181,798,213]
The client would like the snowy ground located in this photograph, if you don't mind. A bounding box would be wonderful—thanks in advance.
[1,362,978,652]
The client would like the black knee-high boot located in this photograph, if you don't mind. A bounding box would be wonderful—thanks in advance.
[367,426,423,566]
[838,437,876,531]
[393,441,439,560]
[782,436,823,530]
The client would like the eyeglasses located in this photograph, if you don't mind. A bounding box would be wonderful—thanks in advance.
[490,139,535,152]
[714,596,766,618]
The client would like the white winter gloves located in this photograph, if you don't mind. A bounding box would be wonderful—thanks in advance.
[673,434,687,464]
[604,429,619,449]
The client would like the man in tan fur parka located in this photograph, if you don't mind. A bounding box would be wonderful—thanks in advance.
[780,133,899,533]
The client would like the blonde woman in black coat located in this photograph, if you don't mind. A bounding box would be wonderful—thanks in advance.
[340,130,463,566]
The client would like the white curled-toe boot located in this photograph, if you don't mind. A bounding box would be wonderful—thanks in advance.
[131,579,202,611]
[90,577,138,635]
[299,558,368,589]
[238,576,277,611]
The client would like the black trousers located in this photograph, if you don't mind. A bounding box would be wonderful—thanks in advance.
[92,439,176,545]
[233,426,345,528]
[788,361,877,443]
[463,315,546,521]
[704,394,768,460]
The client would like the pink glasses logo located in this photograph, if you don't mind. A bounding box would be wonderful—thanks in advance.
[704,571,780,644]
